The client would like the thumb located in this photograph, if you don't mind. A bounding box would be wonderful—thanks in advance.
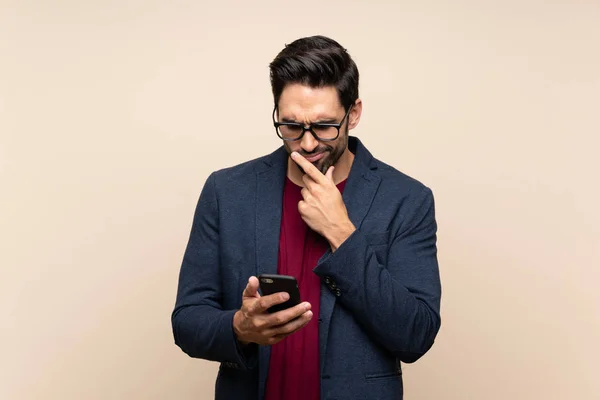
[243,276,260,298]
[325,166,335,182]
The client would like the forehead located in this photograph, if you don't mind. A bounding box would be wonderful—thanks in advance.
[278,84,343,120]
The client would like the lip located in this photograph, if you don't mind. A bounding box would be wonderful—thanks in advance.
[304,152,326,163]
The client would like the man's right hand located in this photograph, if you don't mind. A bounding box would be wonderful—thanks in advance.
[233,276,312,346]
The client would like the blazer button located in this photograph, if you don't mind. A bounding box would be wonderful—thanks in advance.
[334,288,341,297]
[324,276,332,285]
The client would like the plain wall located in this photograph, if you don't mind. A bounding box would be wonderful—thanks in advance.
[1,1,599,399]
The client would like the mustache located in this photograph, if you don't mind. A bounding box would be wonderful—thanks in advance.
[297,146,332,157]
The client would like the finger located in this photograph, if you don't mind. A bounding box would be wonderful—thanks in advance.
[301,173,319,192]
[291,152,326,184]
[268,310,313,338]
[266,302,311,327]
[325,166,334,182]
[300,187,310,201]
[242,276,260,298]
[297,200,309,215]
[253,292,292,314]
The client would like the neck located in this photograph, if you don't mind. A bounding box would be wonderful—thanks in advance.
[287,147,355,187]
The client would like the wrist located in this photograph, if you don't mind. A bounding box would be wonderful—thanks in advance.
[327,221,356,252]
[233,310,249,346]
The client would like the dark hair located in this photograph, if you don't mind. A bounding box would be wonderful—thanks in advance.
[269,35,359,112]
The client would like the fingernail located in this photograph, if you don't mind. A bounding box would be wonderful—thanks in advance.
[281,293,289,301]
[304,302,310,311]
[307,311,313,318]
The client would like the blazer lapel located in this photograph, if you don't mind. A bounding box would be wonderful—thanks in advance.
[255,146,287,400]
[255,149,287,278]
[319,137,381,375]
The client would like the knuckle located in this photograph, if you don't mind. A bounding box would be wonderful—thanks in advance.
[295,305,307,315]
[258,318,269,330]
[256,299,266,311]
[250,317,262,330]
[263,299,275,310]
[282,320,295,332]
[269,326,281,337]
[268,336,280,345]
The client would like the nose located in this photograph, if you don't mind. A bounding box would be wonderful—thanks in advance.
[300,128,319,153]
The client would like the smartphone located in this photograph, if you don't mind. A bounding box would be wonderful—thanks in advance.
[257,274,301,313]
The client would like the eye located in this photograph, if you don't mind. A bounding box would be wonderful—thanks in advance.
[312,125,338,138]
[312,125,329,133]
[282,124,302,132]
[277,124,303,137]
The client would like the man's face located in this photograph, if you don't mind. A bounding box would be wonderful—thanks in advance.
[277,84,349,175]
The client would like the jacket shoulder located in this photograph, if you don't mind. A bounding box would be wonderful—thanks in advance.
[210,152,273,186]
[372,157,432,197]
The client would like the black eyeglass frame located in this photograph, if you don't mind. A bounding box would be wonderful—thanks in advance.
[272,105,353,142]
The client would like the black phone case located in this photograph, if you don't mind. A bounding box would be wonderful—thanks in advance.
[258,274,301,313]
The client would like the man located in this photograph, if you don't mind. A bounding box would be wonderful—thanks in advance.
[172,35,441,400]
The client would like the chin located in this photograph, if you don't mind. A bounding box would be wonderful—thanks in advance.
[314,160,329,175]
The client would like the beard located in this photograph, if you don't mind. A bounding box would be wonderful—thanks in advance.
[285,127,349,175]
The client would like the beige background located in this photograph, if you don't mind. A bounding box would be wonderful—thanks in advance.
[1,0,599,399]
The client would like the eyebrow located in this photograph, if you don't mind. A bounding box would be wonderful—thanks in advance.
[314,118,337,124]
[280,117,338,124]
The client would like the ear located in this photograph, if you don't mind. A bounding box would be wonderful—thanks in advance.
[348,99,363,130]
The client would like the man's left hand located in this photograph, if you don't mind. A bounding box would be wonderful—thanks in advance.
[291,152,356,252]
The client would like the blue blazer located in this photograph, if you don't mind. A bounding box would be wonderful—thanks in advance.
[172,137,441,400]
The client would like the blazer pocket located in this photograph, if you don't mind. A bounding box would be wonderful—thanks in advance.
[365,230,390,266]
[365,371,402,381]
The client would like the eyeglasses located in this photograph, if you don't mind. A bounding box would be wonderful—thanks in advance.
[272,105,353,142]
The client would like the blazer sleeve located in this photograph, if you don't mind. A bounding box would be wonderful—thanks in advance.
[171,172,257,370]
[313,186,442,363]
